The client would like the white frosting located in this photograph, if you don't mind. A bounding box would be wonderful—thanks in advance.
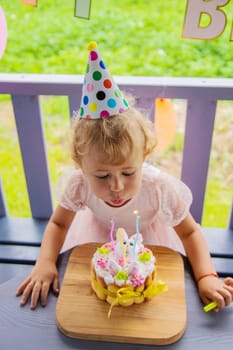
[92,228,156,287]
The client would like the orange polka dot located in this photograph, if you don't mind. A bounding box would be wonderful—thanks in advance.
[103,79,112,89]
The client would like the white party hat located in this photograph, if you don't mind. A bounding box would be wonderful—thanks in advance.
[79,42,129,119]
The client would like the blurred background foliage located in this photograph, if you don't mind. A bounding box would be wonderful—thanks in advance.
[1,0,233,77]
[0,0,232,226]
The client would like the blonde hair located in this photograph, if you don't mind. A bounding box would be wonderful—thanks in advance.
[71,107,157,167]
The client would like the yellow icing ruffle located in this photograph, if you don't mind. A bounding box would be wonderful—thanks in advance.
[91,276,168,318]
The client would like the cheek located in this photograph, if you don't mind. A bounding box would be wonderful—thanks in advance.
[127,174,141,192]
[89,179,108,196]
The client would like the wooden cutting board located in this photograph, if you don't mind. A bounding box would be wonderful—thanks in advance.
[56,243,186,345]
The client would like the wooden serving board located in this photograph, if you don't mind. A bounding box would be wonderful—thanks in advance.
[56,243,186,345]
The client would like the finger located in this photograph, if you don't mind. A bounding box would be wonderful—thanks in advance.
[201,295,212,305]
[40,282,50,307]
[203,291,224,310]
[30,281,42,309]
[19,281,35,306]
[224,277,233,288]
[52,277,60,295]
[16,277,32,296]
[215,295,225,309]
[222,285,233,306]
[223,283,233,294]
[213,288,232,309]
[221,289,232,307]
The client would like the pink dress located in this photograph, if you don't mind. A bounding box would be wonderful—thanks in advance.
[57,163,192,255]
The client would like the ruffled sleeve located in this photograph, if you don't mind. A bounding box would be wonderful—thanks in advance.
[148,169,193,227]
[55,167,87,212]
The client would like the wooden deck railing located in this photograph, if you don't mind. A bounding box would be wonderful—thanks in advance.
[0,74,232,282]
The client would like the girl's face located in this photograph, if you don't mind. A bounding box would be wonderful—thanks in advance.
[81,147,144,207]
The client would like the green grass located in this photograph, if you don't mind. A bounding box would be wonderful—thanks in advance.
[0,96,72,216]
[1,120,30,217]
[0,0,232,226]
[1,0,233,77]
[203,179,232,227]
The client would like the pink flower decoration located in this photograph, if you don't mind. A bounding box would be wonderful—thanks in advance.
[97,257,108,269]
[130,273,145,287]
[118,257,130,267]
[138,247,150,255]
[104,242,115,251]
[118,257,124,267]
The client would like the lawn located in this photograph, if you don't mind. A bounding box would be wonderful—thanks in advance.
[0,0,232,227]
[1,0,233,77]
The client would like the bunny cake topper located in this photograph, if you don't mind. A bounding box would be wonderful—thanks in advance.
[78,41,129,119]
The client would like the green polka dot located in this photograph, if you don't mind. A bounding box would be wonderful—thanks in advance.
[114,89,121,97]
[79,107,84,116]
[93,71,102,81]
[123,99,128,107]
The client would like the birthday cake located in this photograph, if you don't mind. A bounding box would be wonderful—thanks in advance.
[91,228,167,315]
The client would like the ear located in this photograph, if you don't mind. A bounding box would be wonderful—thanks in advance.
[122,228,128,241]
[116,228,128,241]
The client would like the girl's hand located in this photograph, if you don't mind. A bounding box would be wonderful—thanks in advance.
[16,259,59,309]
[198,276,233,311]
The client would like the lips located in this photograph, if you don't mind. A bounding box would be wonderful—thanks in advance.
[111,198,124,206]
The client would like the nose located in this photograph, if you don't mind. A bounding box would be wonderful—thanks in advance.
[109,175,124,192]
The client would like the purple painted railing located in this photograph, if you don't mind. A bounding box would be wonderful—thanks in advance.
[0,74,232,230]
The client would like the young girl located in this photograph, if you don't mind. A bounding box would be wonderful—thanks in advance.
[16,42,233,311]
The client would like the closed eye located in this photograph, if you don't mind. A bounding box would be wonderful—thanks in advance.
[122,172,135,177]
[96,172,135,179]
[96,175,109,179]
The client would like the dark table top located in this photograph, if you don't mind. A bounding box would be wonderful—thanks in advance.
[0,250,233,350]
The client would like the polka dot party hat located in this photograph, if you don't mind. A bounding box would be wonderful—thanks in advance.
[79,41,129,119]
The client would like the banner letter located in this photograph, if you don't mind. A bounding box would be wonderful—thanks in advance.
[74,0,92,19]
[182,0,230,40]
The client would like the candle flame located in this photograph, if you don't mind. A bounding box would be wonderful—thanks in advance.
[134,210,139,215]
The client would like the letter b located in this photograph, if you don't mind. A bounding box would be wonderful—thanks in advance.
[182,0,230,40]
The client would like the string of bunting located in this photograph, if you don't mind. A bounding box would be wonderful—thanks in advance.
[21,1,92,19]
[20,1,232,38]
[21,0,38,7]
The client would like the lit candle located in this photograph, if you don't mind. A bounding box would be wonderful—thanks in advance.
[109,219,116,257]
[133,210,140,258]
[117,228,127,266]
